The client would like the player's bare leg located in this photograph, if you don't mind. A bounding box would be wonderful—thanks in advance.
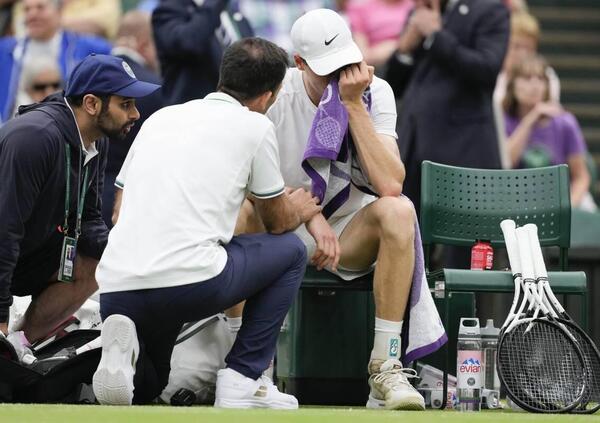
[338,196,424,410]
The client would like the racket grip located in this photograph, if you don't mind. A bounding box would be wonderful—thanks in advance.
[500,219,521,276]
[523,224,548,279]
[515,227,535,281]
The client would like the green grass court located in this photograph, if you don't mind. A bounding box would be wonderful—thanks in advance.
[2,405,599,423]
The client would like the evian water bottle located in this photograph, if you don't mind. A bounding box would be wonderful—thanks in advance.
[457,318,482,411]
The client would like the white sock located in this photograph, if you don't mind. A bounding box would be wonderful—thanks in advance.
[370,318,403,362]
[226,316,242,334]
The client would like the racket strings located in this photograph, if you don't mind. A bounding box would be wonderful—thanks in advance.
[499,321,586,412]
[562,323,600,413]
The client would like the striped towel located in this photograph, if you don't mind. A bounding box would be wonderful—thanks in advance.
[302,79,375,218]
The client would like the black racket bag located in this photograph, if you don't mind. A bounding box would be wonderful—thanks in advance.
[0,329,100,404]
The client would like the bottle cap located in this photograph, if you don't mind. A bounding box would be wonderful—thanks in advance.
[481,319,500,338]
[458,318,481,337]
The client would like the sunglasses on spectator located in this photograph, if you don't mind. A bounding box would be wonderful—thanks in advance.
[31,81,62,92]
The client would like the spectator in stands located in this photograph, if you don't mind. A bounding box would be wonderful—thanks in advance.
[239,0,336,53]
[19,56,62,106]
[385,0,510,215]
[504,55,597,211]
[0,54,159,356]
[152,0,254,106]
[346,0,414,67]
[495,12,560,106]
[11,0,122,40]
[493,12,560,168]
[0,0,111,124]
[103,10,163,227]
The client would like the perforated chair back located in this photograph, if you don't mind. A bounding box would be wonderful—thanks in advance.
[420,161,571,269]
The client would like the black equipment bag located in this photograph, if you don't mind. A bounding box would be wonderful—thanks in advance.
[0,330,100,403]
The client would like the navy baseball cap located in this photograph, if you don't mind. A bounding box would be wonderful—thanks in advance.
[65,54,160,98]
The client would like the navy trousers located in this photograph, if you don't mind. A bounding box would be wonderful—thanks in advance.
[100,232,306,404]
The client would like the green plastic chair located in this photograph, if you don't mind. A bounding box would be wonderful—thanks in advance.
[419,161,588,407]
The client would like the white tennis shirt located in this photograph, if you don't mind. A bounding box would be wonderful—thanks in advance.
[96,93,285,293]
[266,68,398,218]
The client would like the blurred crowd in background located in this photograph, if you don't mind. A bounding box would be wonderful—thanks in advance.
[0,0,597,228]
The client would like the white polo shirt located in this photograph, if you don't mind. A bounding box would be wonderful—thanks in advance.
[96,93,285,293]
[266,68,398,219]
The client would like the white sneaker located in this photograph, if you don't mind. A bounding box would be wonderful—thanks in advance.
[214,368,298,409]
[366,359,425,410]
[92,314,139,405]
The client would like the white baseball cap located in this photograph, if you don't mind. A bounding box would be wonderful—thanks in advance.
[291,8,363,76]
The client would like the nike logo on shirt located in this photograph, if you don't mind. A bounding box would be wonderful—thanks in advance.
[324,34,339,46]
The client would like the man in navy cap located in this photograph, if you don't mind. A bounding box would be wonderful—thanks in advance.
[0,54,160,357]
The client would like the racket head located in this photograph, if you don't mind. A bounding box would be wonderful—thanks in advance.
[497,318,587,413]
[554,318,600,414]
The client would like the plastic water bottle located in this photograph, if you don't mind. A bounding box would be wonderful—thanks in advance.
[457,318,482,411]
[481,319,501,409]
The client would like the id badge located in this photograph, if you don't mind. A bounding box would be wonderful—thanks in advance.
[58,236,77,282]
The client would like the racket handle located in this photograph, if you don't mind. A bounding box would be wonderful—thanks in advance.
[524,224,548,279]
[524,223,566,315]
[515,227,535,281]
[500,219,522,276]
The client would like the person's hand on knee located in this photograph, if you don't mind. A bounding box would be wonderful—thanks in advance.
[306,213,341,271]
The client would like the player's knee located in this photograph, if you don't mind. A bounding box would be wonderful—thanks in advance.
[371,197,415,244]
[287,233,308,266]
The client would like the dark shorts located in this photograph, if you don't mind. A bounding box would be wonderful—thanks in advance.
[11,231,63,298]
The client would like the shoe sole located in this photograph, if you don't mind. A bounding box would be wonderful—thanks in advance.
[366,395,426,411]
[92,315,138,405]
[214,398,298,410]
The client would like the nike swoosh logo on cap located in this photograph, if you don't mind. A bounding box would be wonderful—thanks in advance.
[324,34,339,46]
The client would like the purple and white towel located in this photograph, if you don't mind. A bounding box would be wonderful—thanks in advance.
[302,80,376,219]
[302,81,447,363]
[403,210,447,364]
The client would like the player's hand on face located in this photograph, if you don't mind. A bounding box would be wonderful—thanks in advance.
[306,213,341,272]
[339,61,374,106]
[288,188,322,222]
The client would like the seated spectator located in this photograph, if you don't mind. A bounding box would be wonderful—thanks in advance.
[504,55,597,211]
[495,12,560,106]
[12,0,122,40]
[0,0,111,124]
[346,0,414,67]
[0,54,159,357]
[19,56,62,106]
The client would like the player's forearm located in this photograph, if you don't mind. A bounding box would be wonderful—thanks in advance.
[345,102,404,196]
[257,194,302,234]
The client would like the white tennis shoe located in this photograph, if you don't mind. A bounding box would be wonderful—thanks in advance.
[366,359,425,410]
[214,368,298,409]
[92,314,139,405]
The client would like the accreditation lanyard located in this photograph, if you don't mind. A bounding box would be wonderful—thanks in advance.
[58,143,89,282]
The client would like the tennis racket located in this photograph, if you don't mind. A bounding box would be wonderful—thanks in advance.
[497,225,586,413]
[525,223,600,414]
